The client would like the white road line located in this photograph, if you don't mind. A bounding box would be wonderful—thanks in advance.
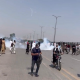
[71,57,80,61]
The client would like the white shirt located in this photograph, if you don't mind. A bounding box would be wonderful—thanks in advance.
[32,42,36,49]
[10,41,12,47]
[10,41,12,44]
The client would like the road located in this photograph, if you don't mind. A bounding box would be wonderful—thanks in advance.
[0,48,80,80]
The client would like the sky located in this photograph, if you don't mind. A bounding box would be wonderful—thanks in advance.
[0,0,80,42]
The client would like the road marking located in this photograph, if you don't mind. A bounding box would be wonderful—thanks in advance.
[42,61,72,80]
[60,72,72,80]
[62,68,80,80]
[71,57,80,62]
[43,55,51,61]
[42,62,63,80]
[42,55,80,80]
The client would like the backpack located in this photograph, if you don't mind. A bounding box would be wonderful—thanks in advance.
[53,47,59,53]
[37,54,43,64]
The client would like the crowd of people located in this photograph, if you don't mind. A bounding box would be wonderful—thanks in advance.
[25,41,80,77]
[0,39,78,77]
[62,43,80,55]
[52,42,80,68]
[0,38,16,56]
[0,38,79,77]
[26,41,40,54]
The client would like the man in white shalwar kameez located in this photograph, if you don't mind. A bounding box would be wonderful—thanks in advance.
[32,41,36,49]
[10,40,12,51]
[11,40,16,54]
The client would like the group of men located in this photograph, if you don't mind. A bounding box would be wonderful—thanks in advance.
[26,41,40,54]
[26,41,80,77]
[62,43,80,55]
[52,42,80,67]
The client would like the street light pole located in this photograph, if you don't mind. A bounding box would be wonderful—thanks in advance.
[33,31,35,40]
[27,35,29,40]
[40,26,43,39]
[37,34,38,40]
[30,33,31,40]
[52,27,55,42]
[43,32,45,38]
[52,15,61,43]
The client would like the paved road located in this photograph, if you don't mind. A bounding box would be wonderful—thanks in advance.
[0,48,80,80]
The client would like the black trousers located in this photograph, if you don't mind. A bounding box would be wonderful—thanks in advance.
[31,60,40,74]
[72,49,76,55]
[0,45,2,51]
[53,54,57,63]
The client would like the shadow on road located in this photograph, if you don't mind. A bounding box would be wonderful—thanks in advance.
[77,74,80,77]
[28,72,39,77]
[26,67,35,70]
[28,72,36,74]
[49,64,54,68]
[49,64,58,70]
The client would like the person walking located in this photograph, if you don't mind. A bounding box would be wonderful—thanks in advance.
[26,42,29,54]
[72,43,76,55]
[10,41,14,54]
[1,38,6,54]
[31,44,42,77]
[76,44,79,55]
[11,40,16,54]
[30,41,32,51]
[62,43,65,54]
[10,40,13,51]
[38,42,40,47]
[0,38,2,56]
[32,41,36,49]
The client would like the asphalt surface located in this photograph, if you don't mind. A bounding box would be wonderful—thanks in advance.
[0,48,80,80]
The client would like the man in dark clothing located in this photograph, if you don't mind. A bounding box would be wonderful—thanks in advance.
[30,41,32,51]
[62,43,65,54]
[38,42,40,47]
[53,44,59,66]
[26,42,29,54]
[67,44,70,52]
[0,38,2,55]
[0,38,2,51]
[72,44,76,55]
[31,44,42,77]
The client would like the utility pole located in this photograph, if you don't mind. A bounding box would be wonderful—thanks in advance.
[30,33,31,40]
[43,32,45,38]
[37,34,38,40]
[33,31,35,40]
[27,35,29,40]
[52,15,61,42]
[40,26,43,39]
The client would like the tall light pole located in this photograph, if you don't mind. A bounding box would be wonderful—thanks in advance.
[52,15,61,42]
[30,33,31,40]
[40,26,43,39]
[27,35,29,40]
[37,34,38,40]
[43,32,45,38]
[33,31,35,40]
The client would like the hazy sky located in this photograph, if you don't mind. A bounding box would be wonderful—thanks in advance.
[0,0,80,42]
